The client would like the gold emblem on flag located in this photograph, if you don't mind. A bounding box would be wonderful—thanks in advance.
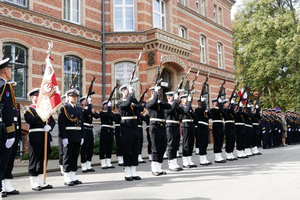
[41,80,56,97]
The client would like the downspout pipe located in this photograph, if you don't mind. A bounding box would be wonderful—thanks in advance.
[102,0,105,102]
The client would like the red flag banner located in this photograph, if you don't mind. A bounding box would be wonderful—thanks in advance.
[238,88,248,105]
[36,41,62,122]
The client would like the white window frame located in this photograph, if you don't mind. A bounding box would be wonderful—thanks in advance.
[218,7,222,25]
[182,0,186,6]
[64,0,81,24]
[217,43,223,69]
[153,0,166,30]
[196,0,199,13]
[201,0,205,16]
[213,5,217,23]
[200,36,206,64]
[179,26,186,38]
[4,0,28,8]
[114,0,135,31]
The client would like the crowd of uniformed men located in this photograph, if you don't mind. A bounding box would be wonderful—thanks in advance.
[0,57,299,198]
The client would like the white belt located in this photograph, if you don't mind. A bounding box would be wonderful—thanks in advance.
[166,120,180,124]
[253,123,259,126]
[101,124,113,128]
[213,120,223,123]
[0,118,2,122]
[84,123,93,127]
[150,118,165,122]
[182,119,193,123]
[122,116,137,120]
[195,126,198,128]
[14,117,17,121]
[29,128,44,132]
[66,127,82,130]
[198,121,208,126]
[146,125,149,128]
[138,125,143,128]
[225,120,234,123]
[245,124,253,128]
[115,124,120,127]
[235,123,245,126]
[16,126,19,129]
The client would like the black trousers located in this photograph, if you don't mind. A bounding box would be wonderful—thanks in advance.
[293,130,299,143]
[212,124,224,153]
[5,140,18,179]
[115,126,123,156]
[273,129,279,146]
[252,125,259,147]
[121,126,139,166]
[80,130,94,163]
[268,130,273,147]
[63,142,80,172]
[225,123,235,153]
[28,142,50,176]
[195,127,200,149]
[58,136,63,165]
[182,127,195,156]
[287,130,293,144]
[138,127,143,155]
[146,128,151,155]
[166,126,180,160]
[244,127,253,148]
[99,128,114,159]
[262,131,269,148]
[198,125,209,155]
[150,125,167,163]
[235,125,245,151]
[0,141,12,191]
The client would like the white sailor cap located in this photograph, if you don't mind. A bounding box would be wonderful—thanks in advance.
[119,84,127,93]
[180,94,187,99]
[150,86,161,91]
[262,108,267,111]
[66,89,80,96]
[165,91,174,96]
[222,99,229,104]
[211,98,218,103]
[102,100,108,105]
[79,96,87,103]
[0,57,12,69]
[27,88,40,97]
[61,95,66,100]
[7,81,17,87]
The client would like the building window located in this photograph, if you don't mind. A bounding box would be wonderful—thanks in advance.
[64,56,82,94]
[203,84,209,109]
[4,0,28,8]
[2,43,28,98]
[64,0,80,24]
[115,62,137,100]
[179,26,186,38]
[217,43,223,69]
[182,0,186,6]
[201,0,205,16]
[153,0,166,30]
[213,5,217,23]
[218,8,222,25]
[196,0,199,13]
[114,0,134,31]
[200,36,206,64]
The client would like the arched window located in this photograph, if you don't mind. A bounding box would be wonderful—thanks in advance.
[2,43,28,98]
[200,35,206,63]
[179,26,187,39]
[64,56,82,94]
[115,62,137,99]
[153,0,166,30]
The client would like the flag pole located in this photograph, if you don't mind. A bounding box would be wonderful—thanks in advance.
[43,121,48,184]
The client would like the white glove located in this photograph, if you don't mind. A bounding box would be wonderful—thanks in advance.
[174,93,178,100]
[128,86,133,93]
[50,141,53,147]
[108,101,112,107]
[87,97,92,104]
[201,97,206,102]
[247,104,251,108]
[62,138,69,147]
[262,130,266,134]
[298,129,300,132]
[157,100,161,103]
[187,95,192,102]
[154,86,161,92]
[278,129,281,133]
[205,110,208,113]
[289,128,291,132]
[81,138,84,146]
[5,138,15,148]
[255,105,259,109]
[218,98,222,103]
[43,125,51,132]
[239,102,243,107]
[230,99,235,104]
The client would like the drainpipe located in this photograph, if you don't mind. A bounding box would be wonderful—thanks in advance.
[102,0,106,102]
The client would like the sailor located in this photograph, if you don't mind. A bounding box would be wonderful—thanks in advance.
[137,111,147,164]
[243,103,254,157]
[24,88,55,190]
[117,84,143,181]
[195,97,213,165]
[234,102,248,158]
[147,86,171,176]
[164,91,184,171]
[271,109,280,147]
[0,58,17,199]
[286,110,293,145]
[261,108,271,149]
[251,102,262,155]
[141,102,151,162]
[266,109,274,148]
[210,98,227,163]
[113,104,124,166]
[98,100,117,169]
[79,96,99,172]
[58,95,67,176]
[58,89,84,186]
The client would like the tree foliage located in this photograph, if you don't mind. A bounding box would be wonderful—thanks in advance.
[233,0,300,111]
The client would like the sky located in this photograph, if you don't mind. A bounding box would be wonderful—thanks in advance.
[231,0,242,19]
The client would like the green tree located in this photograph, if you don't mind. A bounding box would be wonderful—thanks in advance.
[233,0,300,111]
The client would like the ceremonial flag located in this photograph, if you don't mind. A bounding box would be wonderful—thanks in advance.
[36,41,62,122]
[238,88,248,105]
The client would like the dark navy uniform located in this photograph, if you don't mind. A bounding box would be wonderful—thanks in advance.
[144,113,151,158]
[251,107,261,150]
[137,111,147,163]
[261,111,271,148]
[113,109,122,161]
[243,106,254,154]
[223,102,236,156]
[286,113,293,145]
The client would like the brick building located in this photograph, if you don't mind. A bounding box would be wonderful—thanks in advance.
[0,0,235,153]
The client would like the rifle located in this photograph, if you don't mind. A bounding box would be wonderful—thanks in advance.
[174,68,191,95]
[139,88,149,103]
[217,75,227,101]
[188,69,200,100]
[69,73,78,90]
[200,72,210,98]
[154,56,164,87]
[85,72,97,105]
[107,82,120,103]
[255,86,265,107]
[128,53,142,86]
[229,77,242,102]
